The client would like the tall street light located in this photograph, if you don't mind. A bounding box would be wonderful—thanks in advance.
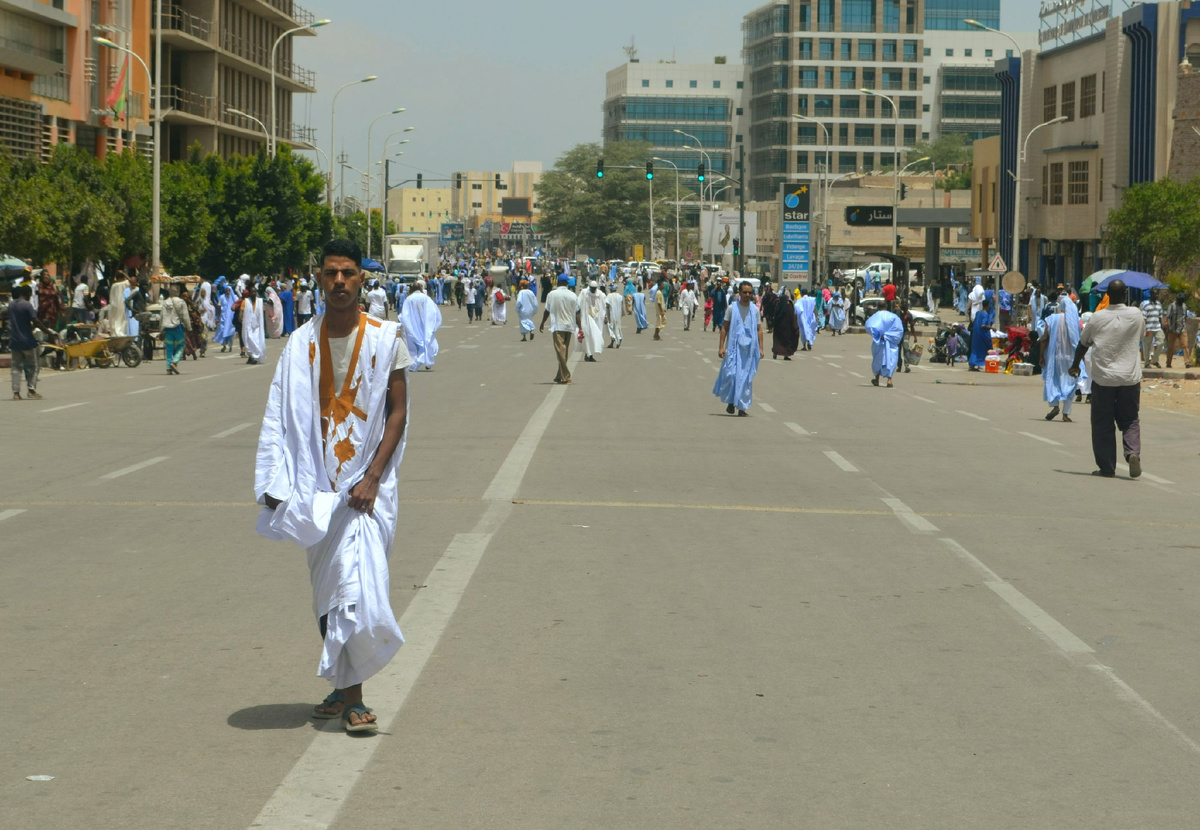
[329,75,378,212]
[861,88,901,256]
[651,157,682,262]
[966,18,1025,277]
[379,128,414,250]
[270,18,330,155]
[795,113,831,281]
[226,107,268,144]
[678,136,714,261]
[1013,115,1067,289]
[95,33,162,277]
[363,108,405,260]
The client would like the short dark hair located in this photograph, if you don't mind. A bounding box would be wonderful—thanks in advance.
[322,238,362,268]
[14,283,32,300]
[739,281,754,292]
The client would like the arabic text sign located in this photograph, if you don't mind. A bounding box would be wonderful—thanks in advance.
[844,205,894,227]
[1038,0,1111,46]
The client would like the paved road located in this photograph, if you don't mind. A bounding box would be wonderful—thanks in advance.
[3,310,1199,829]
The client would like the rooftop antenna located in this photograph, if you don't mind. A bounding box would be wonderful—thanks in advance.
[623,36,638,63]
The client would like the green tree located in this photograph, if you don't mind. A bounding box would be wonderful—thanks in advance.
[161,156,215,274]
[35,143,121,272]
[1103,177,1200,277]
[897,133,973,189]
[332,208,394,259]
[536,141,657,258]
[101,149,152,264]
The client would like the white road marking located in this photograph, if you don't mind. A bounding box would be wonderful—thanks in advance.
[1019,431,1062,446]
[784,422,810,437]
[39,402,90,413]
[212,423,254,439]
[1088,664,1200,755]
[100,456,169,480]
[956,410,989,421]
[702,357,713,364]
[848,370,864,378]
[694,350,704,356]
[251,353,575,830]
[458,344,479,349]
[857,354,871,359]
[1116,463,1173,485]
[881,498,939,533]
[183,374,219,383]
[911,395,936,404]
[823,451,858,472]
[826,362,842,368]
[214,354,240,360]
[914,365,932,371]
[127,386,166,395]
[759,403,776,413]
[0,509,26,523]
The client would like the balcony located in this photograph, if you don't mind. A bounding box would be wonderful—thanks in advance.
[882,80,902,90]
[161,5,215,44]
[0,33,64,76]
[814,105,833,117]
[32,70,70,102]
[249,0,315,27]
[220,30,316,88]
[162,85,217,121]
[854,135,876,146]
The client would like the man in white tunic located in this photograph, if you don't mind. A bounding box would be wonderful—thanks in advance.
[196,277,216,331]
[255,238,411,733]
[679,282,698,331]
[605,283,624,349]
[365,280,388,319]
[108,272,129,337]
[579,281,606,362]
[491,285,508,325]
[242,289,266,365]
[969,281,985,322]
[399,280,442,371]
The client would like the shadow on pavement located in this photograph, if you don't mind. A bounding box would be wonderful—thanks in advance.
[227,703,314,730]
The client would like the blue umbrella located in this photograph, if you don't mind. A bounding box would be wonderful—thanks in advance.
[361,258,386,273]
[1091,270,1167,292]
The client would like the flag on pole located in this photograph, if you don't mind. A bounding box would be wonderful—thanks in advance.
[105,56,129,117]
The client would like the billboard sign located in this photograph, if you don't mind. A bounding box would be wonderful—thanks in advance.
[700,209,759,257]
[779,182,812,280]
[440,222,465,243]
[845,205,894,227]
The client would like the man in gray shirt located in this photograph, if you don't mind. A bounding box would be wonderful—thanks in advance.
[1070,279,1146,478]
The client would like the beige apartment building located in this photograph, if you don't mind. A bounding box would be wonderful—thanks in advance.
[386,187,452,235]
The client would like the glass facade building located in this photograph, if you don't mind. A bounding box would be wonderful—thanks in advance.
[924,0,999,31]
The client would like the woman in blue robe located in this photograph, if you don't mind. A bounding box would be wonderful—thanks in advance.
[713,281,762,415]
[866,309,905,387]
[1040,295,1080,421]
[968,299,994,371]
[828,290,846,332]
[215,286,236,351]
[279,285,295,335]
[632,290,648,333]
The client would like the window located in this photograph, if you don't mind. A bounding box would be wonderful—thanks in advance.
[471,202,482,209]
[841,40,852,60]
[840,68,857,89]
[1068,160,1089,204]
[819,38,834,60]
[1043,85,1057,123]
[985,49,993,57]
[1100,158,1104,201]
[923,47,931,56]
[665,80,673,88]
[1049,162,1064,205]
[797,125,818,145]
[964,48,973,57]
[736,80,743,89]
[798,38,813,59]
[881,125,895,145]
[735,134,742,143]
[923,75,930,84]
[946,48,954,56]
[839,152,857,173]
[862,68,876,89]
[641,79,649,88]
[854,125,875,146]
[840,95,861,117]
[883,40,897,61]
[735,107,743,115]
[824,68,834,87]
[903,40,917,61]
[1042,166,1048,203]
[472,183,482,190]
[843,0,876,32]
[858,41,876,61]
[922,103,930,112]
[713,80,721,88]
[689,80,697,88]
[797,152,809,172]
[903,125,916,144]
[883,70,902,90]
[1080,74,1097,117]
[1060,81,1075,122]
[1006,49,1013,57]
[800,68,818,88]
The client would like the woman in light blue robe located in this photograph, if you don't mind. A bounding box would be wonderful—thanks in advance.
[632,290,648,333]
[828,290,846,332]
[968,300,994,370]
[797,292,817,349]
[215,286,236,351]
[866,309,905,387]
[713,282,762,415]
[125,286,139,337]
[1040,295,1080,421]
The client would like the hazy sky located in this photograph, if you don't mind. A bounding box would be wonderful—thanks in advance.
[293,0,1045,188]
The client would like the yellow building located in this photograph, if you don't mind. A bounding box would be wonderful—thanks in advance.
[970,135,1001,269]
[386,187,453,235]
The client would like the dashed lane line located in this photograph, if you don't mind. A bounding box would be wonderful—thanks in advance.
[40,402,90,413]
[911,395,936,404]
[1018,431,1063,446]
[823,451,858,472]
[956,409,989,421]
[212,423,254,439]
[759,403,776,413]
[127,386,165,395]
[881,497,939,533]
[0,509,26,523]
[784,422,810,437]
[99,456,169,480]
[1116,463,1173,485]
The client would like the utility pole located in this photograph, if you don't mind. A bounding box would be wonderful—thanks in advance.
[737,143,745,276]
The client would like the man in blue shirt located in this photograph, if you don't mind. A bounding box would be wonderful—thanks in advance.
[8,282,53,400]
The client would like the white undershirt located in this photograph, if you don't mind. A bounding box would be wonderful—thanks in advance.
[327,332,413,391]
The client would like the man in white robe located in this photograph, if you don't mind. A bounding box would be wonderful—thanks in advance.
[366,280,388,319]
[969,282,985,322]
[491,285,508,325]
[108,274,128,337]
[400,280,442,371]
[605,284,624,349]
[579,281,605,362]
[243,291,266,365]
[255,237,411,733]
[196,278,216,330]
[679,283,698,331]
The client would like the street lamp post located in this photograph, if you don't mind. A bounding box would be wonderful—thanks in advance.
[1013,115,1067,288]
[794,113,831,282]
[860,88,901,257]
[95,31,162,276]
[651,157,682,262]
[226,107,268,143]
[675,129,716,261]
[378,128,413,248]
[329,75,378,213]
[269,18,329,155]
[364,108,405,261]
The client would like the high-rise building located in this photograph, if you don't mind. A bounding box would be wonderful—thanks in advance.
[449,162,544,247]
[386,187,453,235]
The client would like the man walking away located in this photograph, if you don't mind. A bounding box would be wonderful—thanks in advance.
[579,281,605,362]
[867,308,904,388]
[9,283,52,400]
[1140,290,1163,368]
[160,284,192,375]
[680,283,697,331]
[605,283,624,349]
[1070,279,1145,478]
[256,238,411,733]
[540,274,580,384]
[400,281,442,371]
[1164,293,1193,369]
[653,276,668,340]
[1041,296,1080,422]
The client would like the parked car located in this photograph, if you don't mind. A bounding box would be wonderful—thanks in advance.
[853,296,940,327]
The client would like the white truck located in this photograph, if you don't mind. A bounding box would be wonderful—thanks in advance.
[384,234,437,282]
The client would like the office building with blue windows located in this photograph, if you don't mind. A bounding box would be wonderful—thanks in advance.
[977,0,1200,287]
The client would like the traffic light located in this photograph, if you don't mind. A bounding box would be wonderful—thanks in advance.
[455,173,462,189]
[899,182,908,200]
[896,234,902,250]
[416,173,423,189]
[732,237,740,256]
[495,173,502,188]
[697,162,705,183]
[596,158,604,178]
[646,161,654,180]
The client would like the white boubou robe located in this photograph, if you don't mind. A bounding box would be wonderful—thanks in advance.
[399,291,442,370]
[605,289,624,345]
[255,314,409,689]
[579,289,606,356]
[243,297,266,361]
